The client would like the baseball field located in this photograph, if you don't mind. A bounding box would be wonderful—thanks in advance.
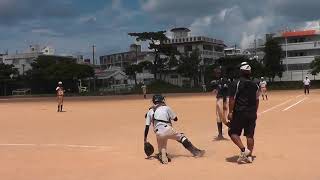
[0,90,319,180]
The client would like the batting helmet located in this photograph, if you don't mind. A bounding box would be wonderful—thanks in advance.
[152,94,165,104]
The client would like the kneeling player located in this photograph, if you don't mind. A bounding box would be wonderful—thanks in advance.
[144,95,205,164]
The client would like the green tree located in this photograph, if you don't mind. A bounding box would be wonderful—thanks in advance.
[128,31,178,79]
[264,39,284,81]
[125,64,143,85]
[177,49,201,86]
[138,61,153,71]
[0,64,18,96]
[310,56,320,76]
[26,55,94,93]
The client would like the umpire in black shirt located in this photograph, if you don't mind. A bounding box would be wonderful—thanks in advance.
[227,62,260,164]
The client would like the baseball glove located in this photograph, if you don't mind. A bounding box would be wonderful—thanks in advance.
[144,142,154,157]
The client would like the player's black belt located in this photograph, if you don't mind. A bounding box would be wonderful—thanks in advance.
[155,125,168,132]
[155,119,171,124]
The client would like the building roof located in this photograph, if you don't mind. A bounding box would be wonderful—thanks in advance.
[170,27,191,32]
[282,30,317,37]
[95,69,128,80]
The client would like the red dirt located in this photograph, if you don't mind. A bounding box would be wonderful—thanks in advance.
[0,90,319,180]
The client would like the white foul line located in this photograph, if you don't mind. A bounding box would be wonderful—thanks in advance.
[257,94,303,116]
[282,97,308,111]
[258,98,292,116]
[0,143,112,150]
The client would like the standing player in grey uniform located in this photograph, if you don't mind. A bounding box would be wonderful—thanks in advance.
[212,77,230,139]
[56,81,65,112]
[144,95,205,164]
[141,82,147,99]
[259,77,268,100]
[228,62,260,164]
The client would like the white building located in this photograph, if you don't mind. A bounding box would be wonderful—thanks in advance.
[224,47,250,56]
[272,29,320,81]
[99,44,155,70]
[164,27,226,65]
[0,53,5,64]
[3,45,55,75]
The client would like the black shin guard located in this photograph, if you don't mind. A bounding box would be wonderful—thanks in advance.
[60,105,63,112]
[217,122,223,136]
[180,138,200,156]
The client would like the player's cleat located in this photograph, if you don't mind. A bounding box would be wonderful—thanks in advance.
[160,149,169,164]
[237,148,252,164]
[217,134,224,140]
[247,155,253,163]
[194,149,206,158]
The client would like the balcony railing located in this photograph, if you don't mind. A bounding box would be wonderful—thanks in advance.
[281,41,320,51]
[282,56,315,64]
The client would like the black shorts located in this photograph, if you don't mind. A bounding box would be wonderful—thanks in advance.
[228,111,257,138]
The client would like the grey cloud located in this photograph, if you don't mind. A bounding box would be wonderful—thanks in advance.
[140,0,320,47]
[0,0,80,25]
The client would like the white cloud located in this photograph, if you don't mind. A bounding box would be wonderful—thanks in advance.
[189,16,214,35]
[303,20,320,30]
[240,33,256,49]
[78,16,97,24]
[31,28,63,36]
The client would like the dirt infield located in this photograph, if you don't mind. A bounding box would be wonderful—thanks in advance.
[0,90,319,180]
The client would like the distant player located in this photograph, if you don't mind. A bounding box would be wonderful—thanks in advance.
[202,83,207,92]
[56,81,64,112]
[259,77,268,100]
[211,77,230,139]
[141,83,147,99]
[144,94,205,164]
[303,76,311,95]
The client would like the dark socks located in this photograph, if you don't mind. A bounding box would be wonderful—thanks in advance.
[60,105,63,112]
[217,122,223,136]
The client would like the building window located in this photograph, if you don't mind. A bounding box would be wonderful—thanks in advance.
[203,45,213,51]
[198,37,201,41]
[214,46,224,52]
[286,63,311,71]
[194,37,196,41]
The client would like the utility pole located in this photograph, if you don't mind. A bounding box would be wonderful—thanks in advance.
[254,39,257,56]
[92,45,95,65]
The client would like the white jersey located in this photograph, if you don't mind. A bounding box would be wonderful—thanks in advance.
[145,105,177,128]
[259,81,267,88]
[303,79,311,86]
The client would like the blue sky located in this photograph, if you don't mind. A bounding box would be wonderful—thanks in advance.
[1,0,320,59]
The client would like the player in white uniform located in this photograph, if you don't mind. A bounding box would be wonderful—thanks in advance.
[56,81,64,112]
[259,77,268,100]
[303,76,311,95]
[141,83,147,99]
[144,95,205,164]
